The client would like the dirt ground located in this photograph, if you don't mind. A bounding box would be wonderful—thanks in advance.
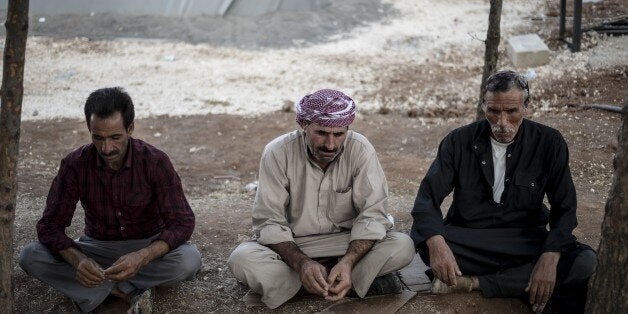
[7,0,628,313]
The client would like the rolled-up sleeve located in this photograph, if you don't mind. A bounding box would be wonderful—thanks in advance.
[349,150,392,242]
[253,146,294,245]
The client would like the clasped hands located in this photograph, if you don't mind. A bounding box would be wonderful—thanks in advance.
[75,250,150,288]
[299,258,353,301]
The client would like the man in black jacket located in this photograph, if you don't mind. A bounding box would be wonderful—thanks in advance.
[410,71,596,313]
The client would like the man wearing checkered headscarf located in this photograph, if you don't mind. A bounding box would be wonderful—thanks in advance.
[296,89,356,128]
[228,89,414,309]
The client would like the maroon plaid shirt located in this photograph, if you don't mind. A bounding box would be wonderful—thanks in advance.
[37,138,195,254]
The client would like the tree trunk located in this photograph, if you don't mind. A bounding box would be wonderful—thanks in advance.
[585,103,628,313]
[476,0,502,120]
[0,0,29,312]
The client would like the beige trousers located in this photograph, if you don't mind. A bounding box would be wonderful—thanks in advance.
[227,231,414,309]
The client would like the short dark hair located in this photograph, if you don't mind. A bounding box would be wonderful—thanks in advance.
[84,87,135,130]
[483,70,530,107]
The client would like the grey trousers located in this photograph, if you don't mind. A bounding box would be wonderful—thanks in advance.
[227,231,415,309]
[19,235,202,313]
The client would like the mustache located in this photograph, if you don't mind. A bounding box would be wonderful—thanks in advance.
[317,147,337,153]
[100,150,119,157]
[491,125,515,134]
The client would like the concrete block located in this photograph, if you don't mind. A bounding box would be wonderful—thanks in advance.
[507,34,551,68]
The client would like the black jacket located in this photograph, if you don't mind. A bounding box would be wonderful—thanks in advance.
[410,119,577,255]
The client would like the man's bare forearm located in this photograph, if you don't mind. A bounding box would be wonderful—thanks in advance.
[340,240,375,267]
[59,247,88,269]
[268,241,311,271]
[136,240,170,265]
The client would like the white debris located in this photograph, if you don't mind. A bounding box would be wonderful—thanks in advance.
[244,181,259,193]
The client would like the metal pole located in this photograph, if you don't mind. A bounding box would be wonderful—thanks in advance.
[573,0,582,52]
[559,0,566,39]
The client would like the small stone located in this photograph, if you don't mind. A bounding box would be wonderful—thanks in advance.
[281,100,293,112]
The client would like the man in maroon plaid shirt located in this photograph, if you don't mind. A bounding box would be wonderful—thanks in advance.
[19,87,201,313]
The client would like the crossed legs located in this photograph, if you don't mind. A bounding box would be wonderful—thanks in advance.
[227,231,414,309]
[19,235,201,312]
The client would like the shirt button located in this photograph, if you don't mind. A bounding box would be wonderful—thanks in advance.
[117,212,122,216]
[505,178,509,182]
[531,183,535,187]
[507,154,511,158]
[120,226,125,231]
[481,160,486,165]
[474,145,478,150]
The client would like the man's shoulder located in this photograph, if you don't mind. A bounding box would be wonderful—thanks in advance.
[130,138,171,161]
[63,143,95,164]
[345,130,376,153]
[522,119,563,139]
[444,120,487,142]
[264,130,302,153]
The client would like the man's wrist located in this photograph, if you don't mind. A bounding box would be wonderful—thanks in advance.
[426,235,445,248]
[59,247,88,269]
[341,239,375,268]
[540,251,560,264]
[339,254,358,268]
[137,248,152,265]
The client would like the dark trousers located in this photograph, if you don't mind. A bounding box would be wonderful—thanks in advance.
[417,239,596,314]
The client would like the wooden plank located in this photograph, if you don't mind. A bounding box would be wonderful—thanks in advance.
[316,290,417,314]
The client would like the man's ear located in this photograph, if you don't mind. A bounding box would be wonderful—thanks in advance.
[127,122,135,136]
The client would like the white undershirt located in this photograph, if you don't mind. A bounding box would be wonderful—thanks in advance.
[490,138,510,203]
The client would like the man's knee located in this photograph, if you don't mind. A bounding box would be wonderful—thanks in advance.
[227,242,259,275]
[382,232,415,268]
[165,243,202,281]
[19,242,52,275]
[569,249,597,282]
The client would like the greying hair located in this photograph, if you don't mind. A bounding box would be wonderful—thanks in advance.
[483,70,530,107]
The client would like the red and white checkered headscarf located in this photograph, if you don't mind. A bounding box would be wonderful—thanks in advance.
[296,89,356,128]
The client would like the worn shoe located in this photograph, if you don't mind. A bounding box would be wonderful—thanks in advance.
[430,276,473,294]
[366,272,404,296]
[128,289,153,314]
